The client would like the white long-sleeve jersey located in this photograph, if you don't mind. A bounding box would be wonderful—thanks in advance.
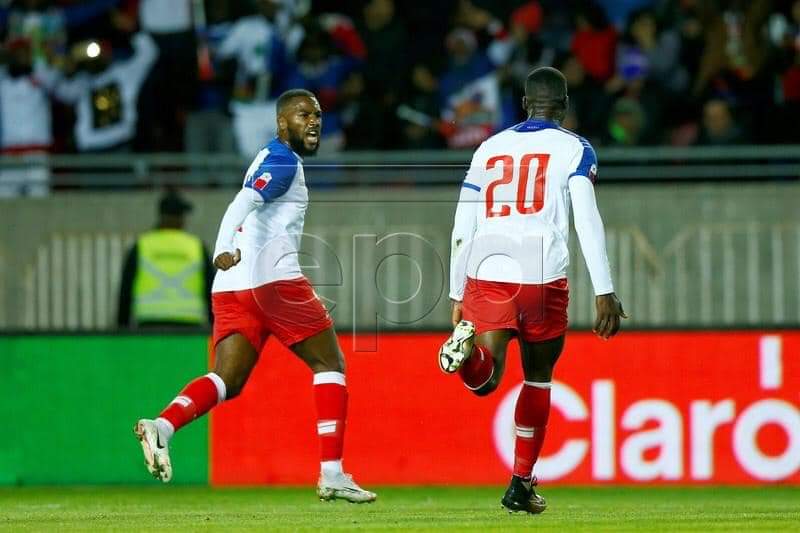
[449,118,614,301]
[211,137,308,292]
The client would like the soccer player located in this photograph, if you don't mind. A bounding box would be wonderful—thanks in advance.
[440,67,626,514]
[134,89,376,503]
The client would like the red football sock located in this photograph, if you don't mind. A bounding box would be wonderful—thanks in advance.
[158,372,226,433]
[314,371,348,462]
[513,382,551,479]
[459,345,494,390]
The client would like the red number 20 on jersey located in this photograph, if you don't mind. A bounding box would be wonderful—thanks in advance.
[484,153,550,218]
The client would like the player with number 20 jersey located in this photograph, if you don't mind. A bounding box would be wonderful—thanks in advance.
[439,67,627,514]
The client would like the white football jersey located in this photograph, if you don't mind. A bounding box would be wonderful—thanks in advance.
[212,138,308,292]
[454,118,598,288]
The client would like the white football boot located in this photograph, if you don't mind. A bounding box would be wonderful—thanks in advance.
[317,472,377,503]
[438,320,476,373]
[134,419,172,482]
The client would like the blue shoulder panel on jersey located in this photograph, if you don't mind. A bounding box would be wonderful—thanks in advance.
[462,182,481,192]
[244,139,299,201]
[510,120,598,182]
[568,137,598,183]
[557,126,581,139]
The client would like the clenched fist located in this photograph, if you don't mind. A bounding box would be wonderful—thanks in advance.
[214,249,241,271]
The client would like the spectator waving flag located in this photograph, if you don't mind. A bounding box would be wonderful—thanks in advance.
[441,72,501,149]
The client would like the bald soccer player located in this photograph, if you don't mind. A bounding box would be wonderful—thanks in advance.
[440,68,626,514]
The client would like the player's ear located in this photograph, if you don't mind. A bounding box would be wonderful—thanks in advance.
[521,96,528,113]
[277,115,287,132]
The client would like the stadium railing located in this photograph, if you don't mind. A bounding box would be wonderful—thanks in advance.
[1,145,800,187]
[1,146,799,331]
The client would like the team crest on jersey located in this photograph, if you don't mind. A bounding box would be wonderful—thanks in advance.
[589,164,598,182]
[252,172,272,190]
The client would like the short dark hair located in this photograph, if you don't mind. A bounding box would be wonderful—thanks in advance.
[158,188,192,216]
[525,67,568,110]
[276,89,316,114]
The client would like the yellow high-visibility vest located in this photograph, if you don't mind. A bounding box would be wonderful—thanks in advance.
[132,229,206,324]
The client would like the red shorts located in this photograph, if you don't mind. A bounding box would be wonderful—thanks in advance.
[461,277,569,342]
[212,277,333,351]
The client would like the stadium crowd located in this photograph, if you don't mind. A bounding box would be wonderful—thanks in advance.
[1,0,800,156]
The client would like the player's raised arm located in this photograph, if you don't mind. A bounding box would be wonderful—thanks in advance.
[567,145,627,339]
[448,167,481,326]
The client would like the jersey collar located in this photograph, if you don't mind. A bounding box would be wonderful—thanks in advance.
[511,118,561,132]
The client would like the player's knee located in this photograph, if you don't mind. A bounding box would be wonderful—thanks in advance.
[526,367,554,384]
[309,358,344,374]
[307,351,345,374]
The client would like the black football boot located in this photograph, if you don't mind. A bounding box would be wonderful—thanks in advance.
[501,475,547,514]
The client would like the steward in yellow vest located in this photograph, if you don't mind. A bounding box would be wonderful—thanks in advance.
[118,190,213,327]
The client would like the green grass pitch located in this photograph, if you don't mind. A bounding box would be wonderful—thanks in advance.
[1,486,798,531]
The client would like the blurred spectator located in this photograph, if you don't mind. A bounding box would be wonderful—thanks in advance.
[402,0,458,69]
[490,2,556,127]
[490,2,549,77]
[603,8,689,144]
[216,0,289,155]
[184,0,237,153]
[557,53,609,142]
[2,0,799,152]
[615,8,688,95]
[1,0,121,64]
[696,98,748,145]
[118,188,213,328]
[219,6,364,154]
[0,37,59,196]
[693,0,772,98]
[217,0,287,103]
[604,96,645,146]
[134,0,198,151]
[397,63,446,149]
[285,22,363,152]
[273,0,309,56]
[317,12,366,60]
[535,0,577,51]
[439,29,493,102]
[439,28,499,148]
[770,0,800,142]
[3,0,65,62]
[692,0,773,141]
[454,0,504,40]
[348,0,407,149]
[769,0,800,53]
[571,1,617,83]
[56,32,157,152]
[595,0,657,28]
[657,0,706,82]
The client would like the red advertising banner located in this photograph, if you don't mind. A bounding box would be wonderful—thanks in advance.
[210,331,800,485]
